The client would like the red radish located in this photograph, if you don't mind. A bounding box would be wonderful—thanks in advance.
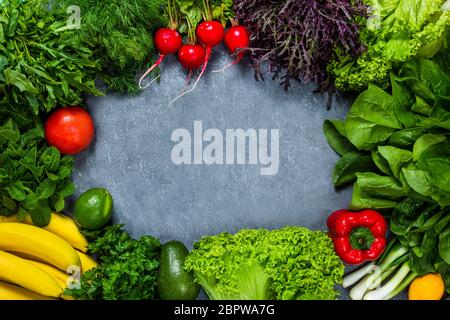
[224,25,250,59]
[196,21,225,49]
[178,44,206,70]
[170,20,224,104]
[213,24,250,73]
[139,28,182,89]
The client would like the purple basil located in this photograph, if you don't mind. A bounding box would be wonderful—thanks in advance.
[234,0,367,91]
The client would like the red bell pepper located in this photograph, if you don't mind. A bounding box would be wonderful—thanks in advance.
[327,209,387,265]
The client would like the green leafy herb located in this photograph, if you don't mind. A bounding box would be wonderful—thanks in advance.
[324,57,450,209]
[66,225,160,300]
[329,0,450,92]
[57,0,166,93]
[0,0,103,117]
[0,119,74,226]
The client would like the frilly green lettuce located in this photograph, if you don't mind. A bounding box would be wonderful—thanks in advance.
[184,227,344,300]
[330,0,450,92]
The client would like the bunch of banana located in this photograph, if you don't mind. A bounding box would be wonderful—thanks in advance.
[0,213,97,300]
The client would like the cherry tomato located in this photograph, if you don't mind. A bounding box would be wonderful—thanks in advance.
[45,106,94,155]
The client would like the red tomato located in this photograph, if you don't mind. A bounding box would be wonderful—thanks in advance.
[45,106,94,155]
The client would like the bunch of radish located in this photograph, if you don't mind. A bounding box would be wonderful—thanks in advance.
[139,0,250,104]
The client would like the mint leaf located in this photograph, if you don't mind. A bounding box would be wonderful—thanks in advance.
[52,195,65,212]
[58,182,75,198]
[30,202,51,227]
[41,146,60,172]
[37,179,55,200]
[6,184,27,201]
[0,120,74,225]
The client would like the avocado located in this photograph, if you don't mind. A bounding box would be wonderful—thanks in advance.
[158,240,200,300]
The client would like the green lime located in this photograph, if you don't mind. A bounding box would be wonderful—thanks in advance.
[73,188,113,230]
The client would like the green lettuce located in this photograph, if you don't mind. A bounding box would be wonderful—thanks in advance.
[330,0,450,91]
[184,227,344,300]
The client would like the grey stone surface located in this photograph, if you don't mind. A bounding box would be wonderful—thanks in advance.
[71,46,356,298]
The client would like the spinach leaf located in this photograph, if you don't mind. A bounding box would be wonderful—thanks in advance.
[413,134,447,161]
[416,140,450,192]
[391,74,419,128]
[435,212,450,234]
[345,117,398,151]
[410,230,439,275]
[420,113,450,130]
[439,226,450,264]
[347,84,402,129]
[378,146,412,179]
[437,261,450,294]
[323,120,356,156]
[388,127,425,148]
[402,165,435,198]
[371,150,393,175]
[344,84,402,150]
[399,59,450,109]
[350,181,399,210]
[332,151,375,187]
[355,172,407,199]
[411,95,434,116]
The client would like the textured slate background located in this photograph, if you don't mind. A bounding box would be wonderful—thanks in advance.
[70,47,356,298]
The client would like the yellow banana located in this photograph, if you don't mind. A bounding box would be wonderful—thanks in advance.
[26,260,69,288]
[25,260,76,300]
[0,212,88,252]
[0,281,56,300]
[0,223,81,271]
[0,250,62,297]
[76,250,97,273]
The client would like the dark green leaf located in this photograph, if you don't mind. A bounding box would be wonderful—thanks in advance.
[378,146,412,179]
[354,172,407,199]
[36,179,55,200]
[410,230,439,275]
[58,182,75,198]
[439,227,450,264]
[332,151,375,187]
[349,183,398,210]
[371,150,392,175]
[388,127,425,148]
[435,212,450,234]
[6,183,27,201]
[30,202,51,227]
[413,134,446,161]
[41,146,60,172]
[52,195,65,212]
[3,68,38,93]
[323,120,356,156]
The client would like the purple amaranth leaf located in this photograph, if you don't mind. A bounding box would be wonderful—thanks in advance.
[234,0,368,91]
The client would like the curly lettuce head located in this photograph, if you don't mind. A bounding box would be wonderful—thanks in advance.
[330,0,450,92]
[184,227,344,300]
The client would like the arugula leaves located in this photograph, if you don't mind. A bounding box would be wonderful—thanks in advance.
[0,0,102,116]
[324,58,450,209]
[0,120,74,226]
